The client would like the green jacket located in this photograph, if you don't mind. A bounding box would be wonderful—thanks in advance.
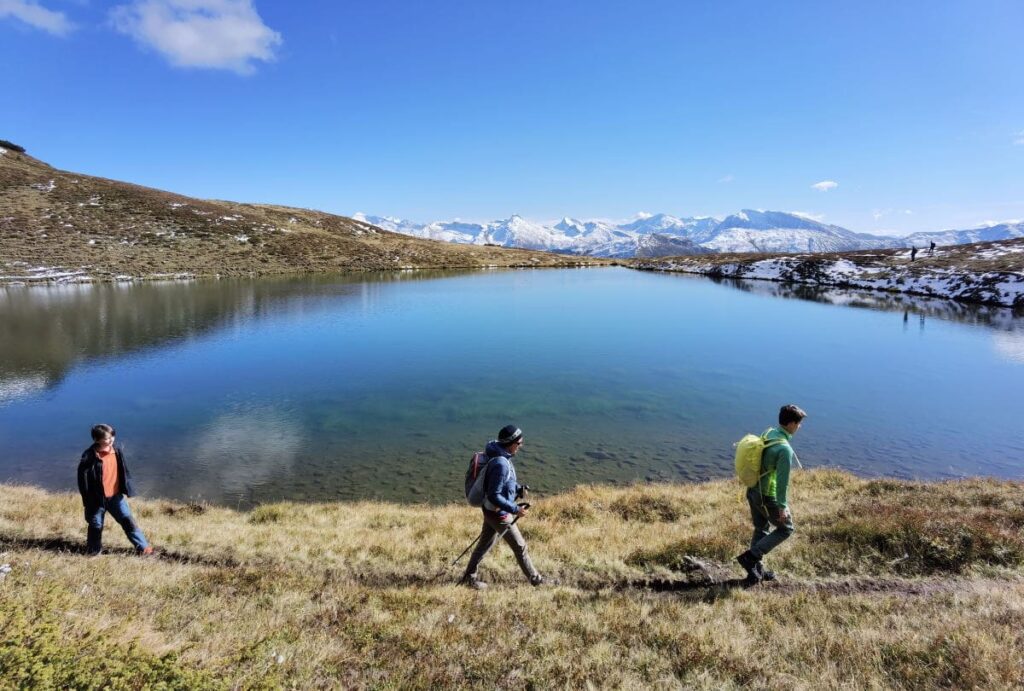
[758,427,794,507]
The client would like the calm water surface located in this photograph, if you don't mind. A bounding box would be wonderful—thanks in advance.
[1,267,1022,506]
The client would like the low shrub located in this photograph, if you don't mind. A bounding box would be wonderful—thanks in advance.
[610,491,690,522]
[0,139,26,153]
[0,600,219,689]
[249,504,287,524]
[162,502,207,517]
[627,534,737,569]
[820,503,1024,573]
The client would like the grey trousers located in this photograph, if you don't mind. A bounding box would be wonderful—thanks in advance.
[747,487,795,559]
[463,510,539,582]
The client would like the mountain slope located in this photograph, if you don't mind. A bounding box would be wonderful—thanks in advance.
[904,221,1024,247]
[363,208,1024,258]
[0,148,604,283]
[358,210,908,257]
[699,210,903,253]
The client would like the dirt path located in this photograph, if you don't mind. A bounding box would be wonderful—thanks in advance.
[4,534,1021,599]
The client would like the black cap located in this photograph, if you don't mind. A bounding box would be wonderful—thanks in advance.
[498,425,523,445]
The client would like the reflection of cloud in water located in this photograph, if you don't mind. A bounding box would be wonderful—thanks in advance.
[0,374,49,404]
[993,331,1024,364]
[194,407,304,496]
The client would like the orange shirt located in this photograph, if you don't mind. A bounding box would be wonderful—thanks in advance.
[98,449,119,498]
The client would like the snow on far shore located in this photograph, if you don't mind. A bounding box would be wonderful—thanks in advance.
[637,246,1024,308]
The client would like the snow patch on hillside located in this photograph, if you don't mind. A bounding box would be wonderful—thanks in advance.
[637,245,1024,308]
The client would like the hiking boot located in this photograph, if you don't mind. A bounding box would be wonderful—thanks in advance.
[754,562,776,582]
[461,575,488,590]
[85,549,103,558]
[530,575,558,587]
[736,550,762,584]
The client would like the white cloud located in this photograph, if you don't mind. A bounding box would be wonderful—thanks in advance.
[791,210,825,222]
[717,174,734,184]
[873,208,914,221]
[811,180,838,192]
[635,211,653,219]
[993,331,1024,364]
[1015,131,1024,146]
[111,0,281,74]
[0,0,74,35]
[191,406,303,496]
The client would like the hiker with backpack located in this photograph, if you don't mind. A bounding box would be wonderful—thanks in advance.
[460,425,548,589]
[735,405,807,584]
[77,424,155,557]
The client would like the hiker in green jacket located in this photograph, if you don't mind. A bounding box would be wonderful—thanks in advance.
[736,404,807,584]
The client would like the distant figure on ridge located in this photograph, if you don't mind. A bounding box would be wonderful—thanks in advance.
[77,424,155,556]
[929,240,936,256]
[736,405,806,585]
[910,246,918,261]
[461,425,548,589]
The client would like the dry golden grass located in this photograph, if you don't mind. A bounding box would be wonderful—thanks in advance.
[0,150,610,283]
[2,470,1024,689]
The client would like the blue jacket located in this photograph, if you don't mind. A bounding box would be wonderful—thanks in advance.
[482,440,523,515]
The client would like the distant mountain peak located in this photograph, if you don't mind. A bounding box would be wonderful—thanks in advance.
[357,209,1020,258]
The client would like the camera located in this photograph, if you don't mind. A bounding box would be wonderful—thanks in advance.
[516,484,530,500]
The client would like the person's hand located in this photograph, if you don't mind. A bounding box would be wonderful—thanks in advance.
[517,505,530,517]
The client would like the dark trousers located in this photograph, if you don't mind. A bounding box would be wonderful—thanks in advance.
[85,494,149,553]
[747,487,794,559]
[463,510,539,582]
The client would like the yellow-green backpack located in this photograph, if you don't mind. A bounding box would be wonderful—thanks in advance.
[734,429,789,488]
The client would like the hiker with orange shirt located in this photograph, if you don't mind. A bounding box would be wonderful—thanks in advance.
[76,424,154,556]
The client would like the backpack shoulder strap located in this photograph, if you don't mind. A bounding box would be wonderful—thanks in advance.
[471,451,488,479]
[761,428,790,449]
[762,434,801,467]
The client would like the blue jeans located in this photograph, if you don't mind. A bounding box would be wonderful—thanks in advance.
[747,487,794,559]
[85,494,150,553]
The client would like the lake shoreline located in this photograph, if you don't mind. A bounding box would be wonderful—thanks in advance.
[0,260,615,286]
[632,238,1024,308]
[3,470,1023,688]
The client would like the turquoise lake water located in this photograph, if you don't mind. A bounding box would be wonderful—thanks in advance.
[1,267,1022,506]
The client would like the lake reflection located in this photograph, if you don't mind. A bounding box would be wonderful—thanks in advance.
[1,268,1022,506]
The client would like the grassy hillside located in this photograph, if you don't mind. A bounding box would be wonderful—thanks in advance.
[0,147,606,282]
[2,470,1023,688]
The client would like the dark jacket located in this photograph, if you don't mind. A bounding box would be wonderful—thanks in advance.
[77,445,136,511]
[483,440,523,515]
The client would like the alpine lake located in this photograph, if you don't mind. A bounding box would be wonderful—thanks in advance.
[1,266,1022,507]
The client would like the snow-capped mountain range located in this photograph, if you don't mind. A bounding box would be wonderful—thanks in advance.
[353,211,1024,258]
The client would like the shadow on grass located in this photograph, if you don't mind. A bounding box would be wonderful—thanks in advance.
[351,567,751,602]
[0,533,241,569]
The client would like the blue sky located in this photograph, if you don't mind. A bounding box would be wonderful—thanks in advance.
[2,1,1023,234]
